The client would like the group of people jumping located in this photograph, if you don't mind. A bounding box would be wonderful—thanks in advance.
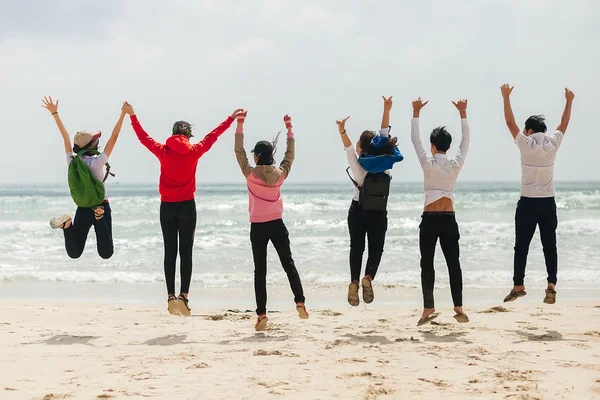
[42,83,575,330]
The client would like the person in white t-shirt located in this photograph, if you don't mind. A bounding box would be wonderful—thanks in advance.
[42,96,126,259]
[500,84,575,305]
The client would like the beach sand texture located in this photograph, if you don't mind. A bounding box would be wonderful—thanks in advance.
[1,302,599,400]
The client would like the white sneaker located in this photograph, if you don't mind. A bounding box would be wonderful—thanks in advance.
[50,214,72,229]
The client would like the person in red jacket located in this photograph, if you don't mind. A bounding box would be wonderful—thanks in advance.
[122,102,243,316]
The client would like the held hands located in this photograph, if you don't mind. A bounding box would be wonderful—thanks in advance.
[284,115,292,130]
[500,84,514,98]
[230,108,244,119]
[41,96,59,114]
[335,116,350,134]
[452,99,468,112]
[236,110,247,124]
[382,96,393,112]
[565,88,575,102]
[122,102,135,115]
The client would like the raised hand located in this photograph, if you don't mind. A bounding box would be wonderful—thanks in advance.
[565,88,575,102]
[230,108,244,119]
[41,96,59,114]
[336,116,350,134]
[412,97,429,112]
[122,101,135,115]
[284,115,292,129]
[500,84,514,98]
[452,99,468,112]
[236,110,247,123]
[382,96,393,111]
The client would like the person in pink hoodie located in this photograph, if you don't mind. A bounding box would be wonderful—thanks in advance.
[234,111,308,331]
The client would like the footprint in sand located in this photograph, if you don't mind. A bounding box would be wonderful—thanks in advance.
[480,306,511,313]
[187,363,210,369]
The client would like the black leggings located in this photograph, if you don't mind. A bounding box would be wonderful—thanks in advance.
[347,201,388,282]
[160,200,197,296]
[250,219,305,316]
[513,197,558,286]
[63,201,113,259]
[419,212,463,309]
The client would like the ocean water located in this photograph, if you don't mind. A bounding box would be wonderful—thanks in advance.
[1,182,600,294]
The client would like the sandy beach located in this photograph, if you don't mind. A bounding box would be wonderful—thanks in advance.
[1,296,599,400]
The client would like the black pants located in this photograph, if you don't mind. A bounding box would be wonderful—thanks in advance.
[419,212,462,309]
[63,201,113,259]
[250,219,305,316]
[160,200,197,296]
[513,197,558,286]
[347,201,388,282]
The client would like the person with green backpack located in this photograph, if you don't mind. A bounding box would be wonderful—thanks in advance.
[42,96,126,259]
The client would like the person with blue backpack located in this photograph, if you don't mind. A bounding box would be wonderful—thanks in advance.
[335,96,404,307]
[42,96,125,260]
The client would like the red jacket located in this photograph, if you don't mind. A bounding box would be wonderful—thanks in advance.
[131,115,234,202]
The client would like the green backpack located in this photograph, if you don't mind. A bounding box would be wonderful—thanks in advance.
[68,150,111,208]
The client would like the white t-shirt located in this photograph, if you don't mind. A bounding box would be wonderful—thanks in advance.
[411,118,470,207]
[515,131,563,198]
[345,127,391,201]
[66,152,109,200]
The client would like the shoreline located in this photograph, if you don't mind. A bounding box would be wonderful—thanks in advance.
[1,281,598,308]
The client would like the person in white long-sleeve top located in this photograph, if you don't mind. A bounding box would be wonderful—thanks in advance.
[336,96,404,307]
[411,97,470,326]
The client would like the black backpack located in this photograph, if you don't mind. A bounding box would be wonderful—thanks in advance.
[346,168,391,211]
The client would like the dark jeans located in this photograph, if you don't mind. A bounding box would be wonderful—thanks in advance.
[250,219,305,316]
[63,201,113,259]
[347,200,388,282]
[419,212,463,309]
[160,200,197,295]
[513,197,558,286]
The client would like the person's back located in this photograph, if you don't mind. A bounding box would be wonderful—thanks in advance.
[157,135,203,202]
[515,129,563,198]
[245,164,286,223]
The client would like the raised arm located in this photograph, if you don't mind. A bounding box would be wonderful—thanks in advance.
[556,88,575,134]
[122,102,164,158]
[411,98,430,168]
[193,109,240,158]
[103,103,126,158]
[501,84,520,139]
[279,115,295,179]
[336,116,352,148]
[381,96,393,129]
[451,99,470,165]
[234,110,253,177]
[41,96,71,154]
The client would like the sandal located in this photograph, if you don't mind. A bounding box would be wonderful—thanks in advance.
[92,206,105,221]
[296,302,309,320]
[167,294,180,315]
[417,312,439,327]
[543,288,556,304]
[177,294,191,316]
[50,214,72,229]
[503,289,527,303]
[255,314,268,331]
[454,313,470,323]
[361,276,374,304]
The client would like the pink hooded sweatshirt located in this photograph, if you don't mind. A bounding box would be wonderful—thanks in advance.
[234,129,295,223]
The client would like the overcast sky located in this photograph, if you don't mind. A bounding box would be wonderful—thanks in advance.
[1,0,598,184]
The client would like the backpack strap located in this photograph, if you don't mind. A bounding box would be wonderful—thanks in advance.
[103,163,115,183]
[346,167,361,189]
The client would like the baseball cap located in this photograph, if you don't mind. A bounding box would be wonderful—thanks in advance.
[251,140,273,156]
[74,130,102,148]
